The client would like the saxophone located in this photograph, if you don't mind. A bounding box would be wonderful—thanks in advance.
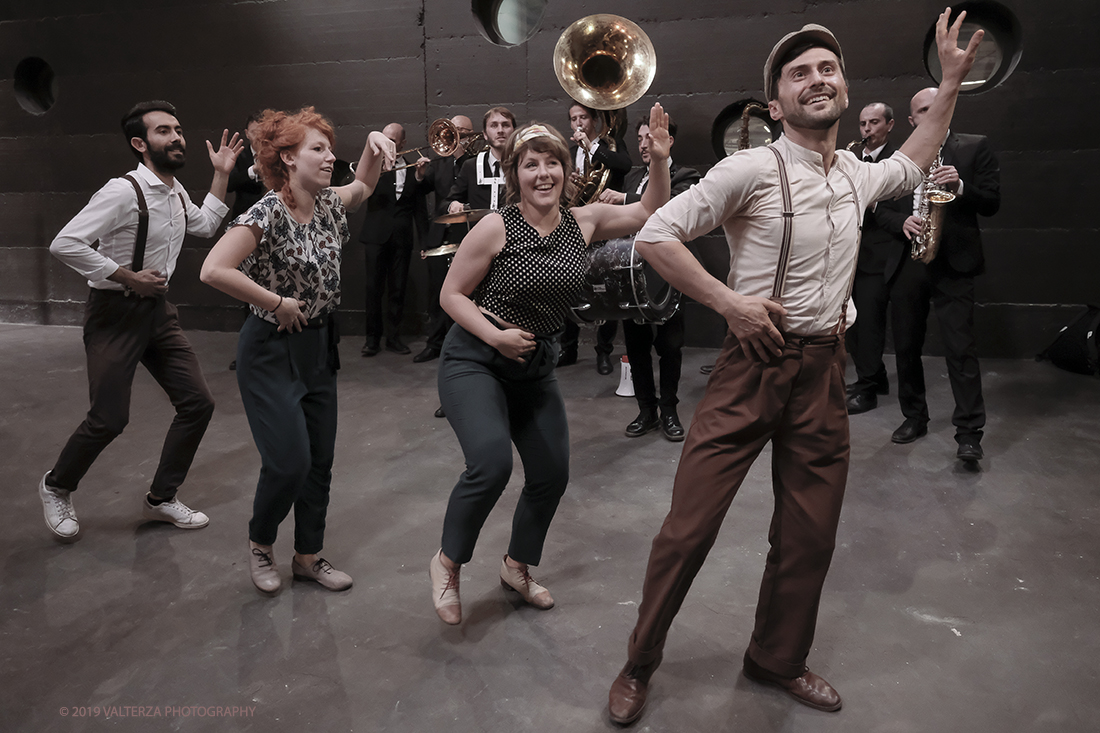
[911,152,956,263]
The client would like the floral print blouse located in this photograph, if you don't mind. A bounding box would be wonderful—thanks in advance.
[232,188,349,323]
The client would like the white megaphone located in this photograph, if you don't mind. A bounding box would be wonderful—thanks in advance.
[615,355,634,397]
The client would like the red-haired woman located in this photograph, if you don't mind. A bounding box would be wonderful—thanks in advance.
[428,104,671,625]
[201,107,394,594]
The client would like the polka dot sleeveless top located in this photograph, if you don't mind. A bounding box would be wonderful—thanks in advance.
[475,204,588,335]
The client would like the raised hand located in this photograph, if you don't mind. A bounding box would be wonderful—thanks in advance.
[206,130,244,175]
[936,8,984,86]
[646,102,671,162]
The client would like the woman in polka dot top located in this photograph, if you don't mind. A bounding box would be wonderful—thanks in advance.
[426,104,672,626]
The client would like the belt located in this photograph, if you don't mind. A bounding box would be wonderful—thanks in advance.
[781,331,840,347]
[304,315,329,329]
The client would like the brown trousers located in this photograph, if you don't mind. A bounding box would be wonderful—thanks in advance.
[627,332,849,678]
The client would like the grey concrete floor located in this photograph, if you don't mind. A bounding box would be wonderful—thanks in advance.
[2,321,1098,733]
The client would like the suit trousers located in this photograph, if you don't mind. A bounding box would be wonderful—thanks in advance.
[237,315,338,555]
[848,270,894,397]
[48,290,214,498]
[560,319,618,359]
[891,257,985,439]
[363,219,414,340]
[627,332,849,678]
[437,320,569,566]
[622,311,684,411]
[424,254,454,351]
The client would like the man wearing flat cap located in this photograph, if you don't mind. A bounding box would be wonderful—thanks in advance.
[607,11,985,724]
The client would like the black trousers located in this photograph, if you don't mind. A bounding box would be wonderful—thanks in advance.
[891,257,985,440]
[622,310,684,411]
[363,220,413,341]
[560,319,617,359]
[48,290,214,498]
[437,320,569,566]
[848,270,894,397]
[424,254,454,351]
[237,315,338,554]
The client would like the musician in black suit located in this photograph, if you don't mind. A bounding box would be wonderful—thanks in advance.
[411,107,515,365]
[561,102,634,373]
[598,115,700,440]
[880,87,1000,462]
[226,112,266,221]
[846,102,902,413]
[359,122,423,357]
[411,114,475,363]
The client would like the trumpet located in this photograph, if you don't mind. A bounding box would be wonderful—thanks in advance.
[390,118,484,171]
[911,153,956,263]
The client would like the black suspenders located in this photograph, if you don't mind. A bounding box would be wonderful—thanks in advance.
[122,173,188,274]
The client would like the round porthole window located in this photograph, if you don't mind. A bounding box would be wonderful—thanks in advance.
[15,57,57,115]
[711,99,779,159]
[923,2,1022,93]
[472,0,548,47]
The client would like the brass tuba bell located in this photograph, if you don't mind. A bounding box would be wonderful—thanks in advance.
[553,14,657,206]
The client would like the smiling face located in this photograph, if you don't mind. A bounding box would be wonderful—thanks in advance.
[516,148,564,207]
[768,46,849,132]
[137,110,187,172]
[282,127,336,192]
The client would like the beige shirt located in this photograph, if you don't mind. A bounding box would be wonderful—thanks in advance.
[638,135,921,336]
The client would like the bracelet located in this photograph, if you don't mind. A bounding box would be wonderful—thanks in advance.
[272,296,283,314]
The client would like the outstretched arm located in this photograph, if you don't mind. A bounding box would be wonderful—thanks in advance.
[899,8,984,171]
[333,131,396,211]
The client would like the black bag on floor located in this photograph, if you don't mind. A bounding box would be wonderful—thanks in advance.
[1036,304,1100,376]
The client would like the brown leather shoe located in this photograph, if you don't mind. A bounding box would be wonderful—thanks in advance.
[429,550,461,625]
[608,658,661,725]
[742,657,842,712]
[499,556,554,609]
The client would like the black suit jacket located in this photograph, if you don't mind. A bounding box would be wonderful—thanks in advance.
[359,169,422,246]
[875,132,1000,277]
[416,154,469,250]
[855,141,907,279]
[622,161,701,204]
[227,148,265,220]
[445,152,505,213]
[570,136,632,193]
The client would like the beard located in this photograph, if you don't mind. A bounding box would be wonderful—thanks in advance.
[147,142,186,172]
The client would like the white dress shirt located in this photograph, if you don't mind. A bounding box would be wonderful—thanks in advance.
[638,135,922,336]
[49,163,228,290]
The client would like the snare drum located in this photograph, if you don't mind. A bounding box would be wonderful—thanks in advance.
[570,236,681,325]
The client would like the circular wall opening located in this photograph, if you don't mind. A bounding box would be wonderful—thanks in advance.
[472,0,548,47]
[923,2,1022,93]
[15,57,57,115]
[711,99,779,159]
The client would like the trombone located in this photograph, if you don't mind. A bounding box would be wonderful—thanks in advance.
[390,118,484,171]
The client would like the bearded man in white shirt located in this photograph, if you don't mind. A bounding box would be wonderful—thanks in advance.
[38,100,242,542]
[607,11,985,725]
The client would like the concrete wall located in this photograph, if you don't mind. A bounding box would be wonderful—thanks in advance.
[1,0,1096,357]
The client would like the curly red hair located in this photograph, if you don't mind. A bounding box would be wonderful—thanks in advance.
[254,106,336,210]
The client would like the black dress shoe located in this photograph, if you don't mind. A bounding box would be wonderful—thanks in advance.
[874,375,890,395]
[361,338,381,357]
[608,658,661,725]
[413,347,440,363]
[596,352,614,375]
[956,436,983,461]
[434,406,446,419]
[660,411,684,441]
[891,418,928,444]
[845,392,878,415]
[386,337,411,355]
[557,350,577,367]
[625,410,660,438]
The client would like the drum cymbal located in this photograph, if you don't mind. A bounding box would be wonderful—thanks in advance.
[434,208,491,225]
[422,244,459,258]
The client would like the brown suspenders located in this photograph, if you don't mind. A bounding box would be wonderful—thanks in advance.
[764,145,862,335]
[122,174,188,274]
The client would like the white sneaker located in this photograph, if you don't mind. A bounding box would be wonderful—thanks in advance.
[39,472,79,539]
[142,495,209,529]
